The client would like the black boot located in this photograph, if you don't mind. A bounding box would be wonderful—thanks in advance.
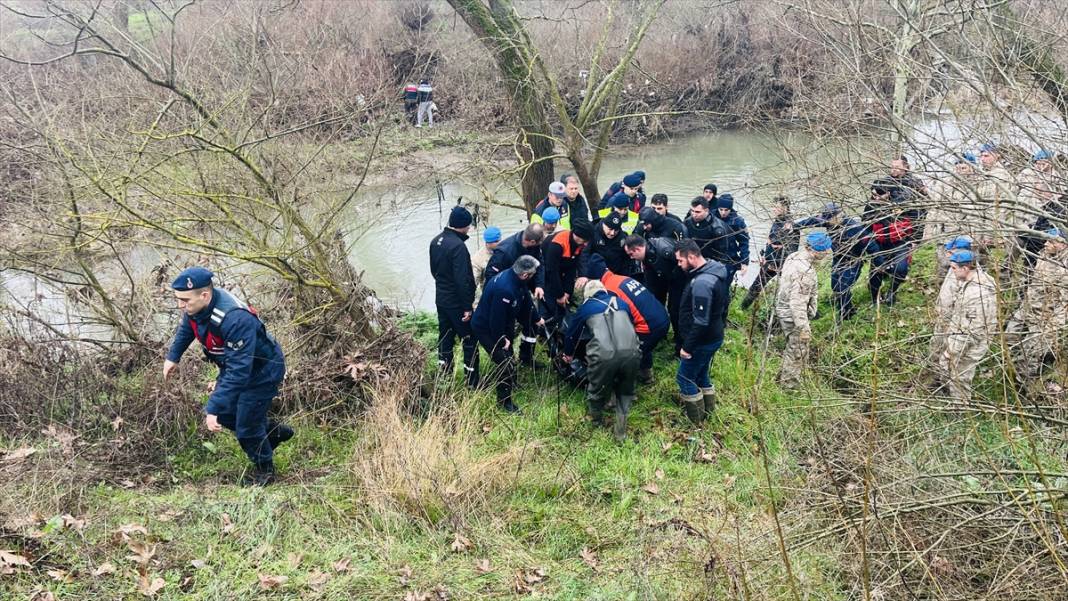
[267,422,294,450]
[638,368,654,385]
[242,462,275,487]
[518,340,544,370]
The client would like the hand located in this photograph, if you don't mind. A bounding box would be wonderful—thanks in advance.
[783,222,794,230]
[799,329,812,343]
[502,338,511,350]
[534,287,545,301]
[204,414,223,433]
[679,349,692,359]
[574,277,588,291]
[461,310,472,322]
[759,256,767,265]
[562,355,573,363]
[557,294,569,307]
[535,318,546,328]
[207,380,216,393]
[162,359,178,380]
[739,264,749,276]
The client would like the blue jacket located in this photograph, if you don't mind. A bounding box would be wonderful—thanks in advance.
[678,260,730,351]
[472,269,535,343]
[562,290,633,355]
[716,210,750,267]
[761,216,800,268]
[167,288,285,415]
[485,231,545,290]
[794,215,879,268]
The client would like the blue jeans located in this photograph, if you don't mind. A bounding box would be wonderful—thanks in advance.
[676,340,723,395]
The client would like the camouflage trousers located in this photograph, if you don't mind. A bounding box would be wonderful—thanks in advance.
[778,317,810,387]
[1005,310,1063,380]
[938,336,989,401]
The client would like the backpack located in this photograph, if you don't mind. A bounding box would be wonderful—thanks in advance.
[585,296,640,365]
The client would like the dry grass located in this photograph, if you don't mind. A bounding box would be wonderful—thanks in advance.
[350,388,537,527]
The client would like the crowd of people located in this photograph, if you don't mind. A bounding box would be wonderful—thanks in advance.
[431,144,1067,441]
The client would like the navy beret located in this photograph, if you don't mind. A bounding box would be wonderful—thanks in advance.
[622,173,642,188]
[172,266,214,290]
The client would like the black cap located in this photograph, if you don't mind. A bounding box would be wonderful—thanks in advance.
[603,213,624,232]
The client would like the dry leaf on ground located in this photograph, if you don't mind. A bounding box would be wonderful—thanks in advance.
[654,468,665,480]
[579,547,600,571]
[92,562,116,576]
[474,558,492,574]
[450,533,472,553]
[641,482,660,495]
[1,447,36,463]
[0,550,31,568]
[126,540,157,565]
[257,574,288,590]
[137,574,165,597]
[306,569,329,591]
[332,557,352,573]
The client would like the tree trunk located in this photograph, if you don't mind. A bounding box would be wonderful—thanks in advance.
[447,0,555,213]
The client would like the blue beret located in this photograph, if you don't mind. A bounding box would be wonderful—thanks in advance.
[1033,149,1054,162]
[950,250,975,264]
[483,226,502,243]
[1047,227,1066,240]
[955,152,978,166]
[541,207,561,223]
[622,173,642,188]
[820,202,843,217]
[944,236,973,251]
[172,266,214,290]
[806,232,832,252]
[979,142,998,154]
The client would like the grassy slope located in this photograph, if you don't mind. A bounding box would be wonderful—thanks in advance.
[1,248,1065,600]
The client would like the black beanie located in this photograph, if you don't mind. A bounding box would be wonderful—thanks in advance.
[571,219,594,241]
[715,194,734,210]
[449,205,473,228]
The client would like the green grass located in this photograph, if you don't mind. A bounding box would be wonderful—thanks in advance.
[1,249,1064,599]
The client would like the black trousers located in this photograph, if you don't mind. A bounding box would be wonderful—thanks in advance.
[437,306,479,383]
[477,335,516,406]
[647,274,685,350]
[742,262,781,307]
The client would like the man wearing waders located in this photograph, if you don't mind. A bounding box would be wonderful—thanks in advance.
[415,78,434,128]
[562,279,641,442]
[163,267,291,486]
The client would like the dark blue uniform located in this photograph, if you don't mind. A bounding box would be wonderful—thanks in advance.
[485,231,545,363]
[640,237,689,350]
[795,215,880,320]
[167,288,286,469]
[472,269,536,410]
[742,215,799,308]
[429,227,480,384]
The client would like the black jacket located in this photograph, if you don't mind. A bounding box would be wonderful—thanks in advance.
[543,231,585,302]
[641,237,684,282]
[761,217,800,269]
[485,232,545,290]
[678,259,730,350]
[639,209,687,241]
[429,228,475,310]
[684,214,730,261]
[587,226,633,276]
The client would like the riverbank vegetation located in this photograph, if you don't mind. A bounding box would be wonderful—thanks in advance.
[1,1,1067,599]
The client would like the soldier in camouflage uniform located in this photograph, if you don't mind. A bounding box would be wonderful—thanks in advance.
[938,250,999,401]
[930,236,977,363]
[775,232,832,388]
[1006,228,1068,381]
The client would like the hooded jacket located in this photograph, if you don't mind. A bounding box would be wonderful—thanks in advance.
[639,207,687,241]
[678,259,730,350]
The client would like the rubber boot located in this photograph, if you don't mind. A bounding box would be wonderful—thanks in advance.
[242,461,275,487]
[612,408,627,442]
[680,392,705,424]
[464,366,480,389]
[267,422,294,450]
[638,368,653,385]
[700,386,716,417]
